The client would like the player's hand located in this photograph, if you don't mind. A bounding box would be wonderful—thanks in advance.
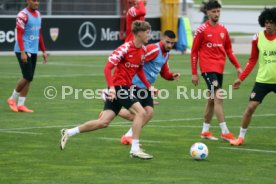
[42,52,48,64]
[236,68,243,77]
[233,78,242,89]
[21,52,27,63]
[173,73,180,81]
[107,87,116,102]
[192,75,199,86]
[149,86,158,97]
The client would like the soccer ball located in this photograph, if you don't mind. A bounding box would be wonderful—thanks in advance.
[190,142,208,160]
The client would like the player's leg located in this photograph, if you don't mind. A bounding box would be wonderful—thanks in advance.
[17,54,37,112]
[118,109,134,121]
[117,86,152,159]
[60,94,121,150]
[121,106,153,145]
[121,88,154,145]
[231,82,271,146]
[128,102,153,159]
[7,53,31,112]
[200,73,218,140]
[212,73,234,141]
[60,110,117,150]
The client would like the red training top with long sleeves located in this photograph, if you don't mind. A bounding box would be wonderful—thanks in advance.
[104,41,150,88]
[16,7,46,52]
[191,21,240,75]
[125,1,146,42]
[145,41,174,80]
[239,31,276,81]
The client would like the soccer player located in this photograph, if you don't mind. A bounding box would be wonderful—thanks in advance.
[230,7,276,146]
[190,0,242,142]
[7,0,47,113]
[125,0,147,42]
[118,30,180,145]
[60,20,154,159]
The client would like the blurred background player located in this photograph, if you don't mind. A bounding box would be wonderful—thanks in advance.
[119,30,180,145]
[60,20,154,159]
[199,0,222,23]
[125,0,147,42]
[7,0,47,113]
[190,0,242,142]
[230,7,276,146]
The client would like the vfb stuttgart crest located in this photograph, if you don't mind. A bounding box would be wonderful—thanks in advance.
[220,32,225,39]
[250,92,256,99]
[50,28,59,42]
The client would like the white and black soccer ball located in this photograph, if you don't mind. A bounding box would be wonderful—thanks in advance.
[190,142,208,160]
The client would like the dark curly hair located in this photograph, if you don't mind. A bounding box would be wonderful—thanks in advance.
[258,7,276,27]
[206,0,221,11]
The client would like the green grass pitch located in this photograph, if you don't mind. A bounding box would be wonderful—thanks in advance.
[0,54,275,184]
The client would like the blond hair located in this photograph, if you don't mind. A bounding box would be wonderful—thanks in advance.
[131,20,151,35]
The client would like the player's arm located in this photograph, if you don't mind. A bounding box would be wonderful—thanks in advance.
[39,28,48,64]
[233,34,259,89]
[136,65,151,89]
[190,29,203,85]
[224,32,242,75]
[134,0,146,17]
[160,58,180,81]
[16,11,27,62]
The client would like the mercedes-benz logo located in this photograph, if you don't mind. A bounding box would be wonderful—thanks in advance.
[78,21,97,48]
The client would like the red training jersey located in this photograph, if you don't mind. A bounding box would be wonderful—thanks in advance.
[16,7,46,52]
[191,21,240,75]
[239,31,276,81]
[125,1,146,42]
[145,42,174,80]
[104,41,150,88]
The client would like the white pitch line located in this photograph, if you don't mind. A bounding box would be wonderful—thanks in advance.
[219,147,276,154]
[0,130,42,135]
[148,113,276,123]
[0,113,276,132]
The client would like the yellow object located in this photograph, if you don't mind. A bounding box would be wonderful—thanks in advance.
[160,0,180,40]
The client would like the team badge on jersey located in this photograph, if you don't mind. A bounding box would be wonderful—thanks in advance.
[220,33,225,39]
[212,80,218,87]
[250,92,256,99]
[141,55,145,65]
[50,28,59,42]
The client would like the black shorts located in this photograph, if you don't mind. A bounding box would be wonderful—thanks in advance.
[133,86,153,108]
[16,52,37,81]
[104,86,139,115]
[249,82,276,103]
[202,72,223,91]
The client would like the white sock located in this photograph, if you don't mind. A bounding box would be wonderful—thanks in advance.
[239,127,247,139]
[17,97,26,106]
[125,128,133,137]
[202,122,210,133]
[11,89,20,100]
[131,139,140,152]
[67,127,80,137]
[219,122,230,134]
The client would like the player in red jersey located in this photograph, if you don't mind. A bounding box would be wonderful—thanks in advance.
[7,0,47,113]
[190,0,242,142]
[125,0,147,42]
[60,21,154,159]
[118,30,180,145]
[230,8,276,146]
